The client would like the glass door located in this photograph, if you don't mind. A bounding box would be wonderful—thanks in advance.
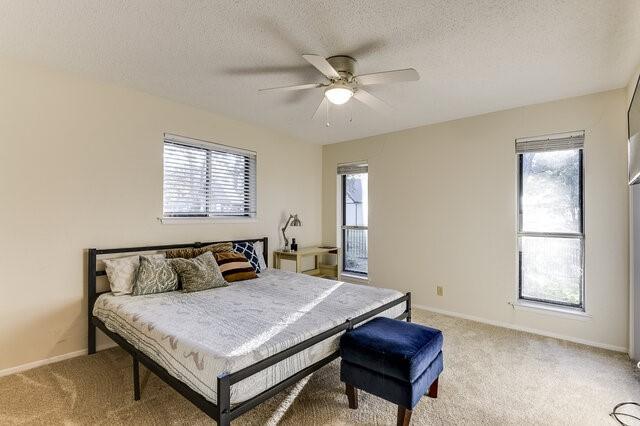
[342,172,368,276]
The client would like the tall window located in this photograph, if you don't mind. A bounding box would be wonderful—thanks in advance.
[339,163,368,276]
[517,132,584,309]
[163,134,257,219]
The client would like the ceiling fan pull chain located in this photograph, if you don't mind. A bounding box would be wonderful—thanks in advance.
[325,99,330,127]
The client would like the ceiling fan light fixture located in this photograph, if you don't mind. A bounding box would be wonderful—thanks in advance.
[325,85,353,105]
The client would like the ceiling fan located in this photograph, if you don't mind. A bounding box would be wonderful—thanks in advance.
[259,54,420,121]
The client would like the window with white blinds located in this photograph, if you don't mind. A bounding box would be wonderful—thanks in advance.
[516,130,584,309]
[163,134,257,218]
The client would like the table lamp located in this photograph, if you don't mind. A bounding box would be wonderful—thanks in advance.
[282,214,302,251]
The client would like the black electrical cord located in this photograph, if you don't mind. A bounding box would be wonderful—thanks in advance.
[610,402,640,425]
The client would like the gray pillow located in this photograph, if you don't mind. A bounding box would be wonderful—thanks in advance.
[170,251,227,292]
[132,255,179,296]
[103,253,165,296]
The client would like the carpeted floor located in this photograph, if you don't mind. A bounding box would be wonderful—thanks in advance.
[1,309,639,425]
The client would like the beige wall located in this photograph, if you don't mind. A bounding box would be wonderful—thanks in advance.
[323,89,629,351]
[0,59,322,372]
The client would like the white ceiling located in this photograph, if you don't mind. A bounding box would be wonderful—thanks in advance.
[1,1,640,144]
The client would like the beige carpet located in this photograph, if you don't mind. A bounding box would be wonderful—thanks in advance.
[1,309,639,425]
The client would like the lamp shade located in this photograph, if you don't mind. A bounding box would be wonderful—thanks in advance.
[290,214,302,226]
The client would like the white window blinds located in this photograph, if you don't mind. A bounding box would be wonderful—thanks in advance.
[515,131,584,153]
[337,162,368,175]
[163,134,257,218]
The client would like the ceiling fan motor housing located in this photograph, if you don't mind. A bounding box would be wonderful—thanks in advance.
[327,55,357,81]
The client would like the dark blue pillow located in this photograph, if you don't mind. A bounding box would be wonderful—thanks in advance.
[233,242,261,273]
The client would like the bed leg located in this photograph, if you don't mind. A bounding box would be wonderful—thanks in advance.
[133,356,141,401]
[217,374,231,426]
[88,321,96,355]
[88,247,97,355]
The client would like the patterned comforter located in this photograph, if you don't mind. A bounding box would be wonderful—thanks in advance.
[93,269,405,404]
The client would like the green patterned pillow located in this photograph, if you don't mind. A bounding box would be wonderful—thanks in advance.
[132,255,179,296]
[170,252,228,292]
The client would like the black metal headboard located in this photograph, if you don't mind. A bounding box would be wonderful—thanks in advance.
[87,237,268,354]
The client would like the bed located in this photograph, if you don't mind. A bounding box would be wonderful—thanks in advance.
[88,238,411,425]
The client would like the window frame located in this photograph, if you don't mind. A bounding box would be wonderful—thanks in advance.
[162,133,257,221]
[341,173,368,277]
[516,147,585,310]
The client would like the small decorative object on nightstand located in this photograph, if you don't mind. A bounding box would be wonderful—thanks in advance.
[273,246,341,280]
[291,238,298,252]
[281,213,302,251]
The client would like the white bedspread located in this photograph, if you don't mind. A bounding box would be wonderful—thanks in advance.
[93,269,405,404]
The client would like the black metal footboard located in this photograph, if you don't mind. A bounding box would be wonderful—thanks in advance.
[217,293,411,425]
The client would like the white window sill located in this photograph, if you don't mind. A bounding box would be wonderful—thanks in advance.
[512,300,591,320]
[341,272,369,284]
[158,216,257,225]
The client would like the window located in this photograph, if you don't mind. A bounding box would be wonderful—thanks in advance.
[339,163,368,276]
[163,134,256,219]
[517,131,584,309]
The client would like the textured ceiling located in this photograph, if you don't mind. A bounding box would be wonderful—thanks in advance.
[1,1,640,144]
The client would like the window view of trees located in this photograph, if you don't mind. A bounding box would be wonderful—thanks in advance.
[519,149,583,307]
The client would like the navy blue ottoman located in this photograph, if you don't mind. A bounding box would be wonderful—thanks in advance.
[340,317,443,426]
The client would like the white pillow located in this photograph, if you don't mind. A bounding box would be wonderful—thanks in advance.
[103,253,165,295]
[253,241,268,271]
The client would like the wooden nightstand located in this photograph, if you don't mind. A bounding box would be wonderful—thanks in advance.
[273,246,341,280]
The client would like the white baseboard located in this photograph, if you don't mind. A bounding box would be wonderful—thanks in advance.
[414,304,628,353]
[0,342,117,378]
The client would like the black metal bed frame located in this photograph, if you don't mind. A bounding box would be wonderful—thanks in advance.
[88,237,411,425]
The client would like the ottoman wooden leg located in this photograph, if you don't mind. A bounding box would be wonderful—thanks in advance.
[397,406,412,426]
[346,383,358,409]
[427,377,439,398]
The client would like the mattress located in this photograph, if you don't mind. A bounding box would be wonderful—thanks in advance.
[93,268,405,404]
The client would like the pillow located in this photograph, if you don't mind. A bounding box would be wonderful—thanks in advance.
[200,242,234,254]
[214,252,258,282]
[170,252,227,292]
[165,247,197,259]
[253,241,268,271]
[233,242,261,273]
[132,256,179,295]
[103,253,165,296]
[165,242,234,259]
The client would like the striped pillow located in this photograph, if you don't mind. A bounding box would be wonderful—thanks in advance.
[213,252,258,282]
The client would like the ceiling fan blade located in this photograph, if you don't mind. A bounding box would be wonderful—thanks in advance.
[259,82,324,92]
[302,54,341,79]
[353,89,392,113]
[312,97,329,120]
[355,68,420,86]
